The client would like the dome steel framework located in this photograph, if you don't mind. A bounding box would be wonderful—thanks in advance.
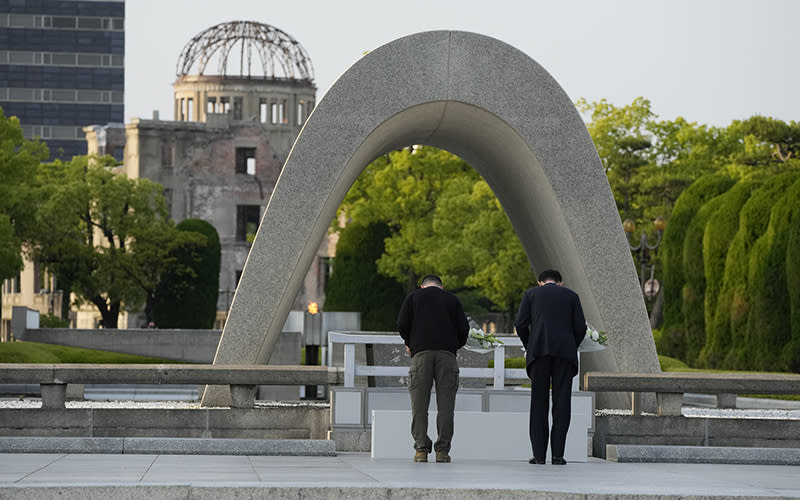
[176,21,314,81]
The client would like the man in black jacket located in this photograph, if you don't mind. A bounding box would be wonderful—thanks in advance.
[397,274,469,463]
[515,269,585,465]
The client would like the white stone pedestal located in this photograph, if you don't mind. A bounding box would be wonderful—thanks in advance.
[371,392,593,462]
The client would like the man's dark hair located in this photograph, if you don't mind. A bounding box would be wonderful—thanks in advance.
[537,269,562,283]
[420,274,443,287]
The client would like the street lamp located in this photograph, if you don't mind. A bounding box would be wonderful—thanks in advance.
[623,216,666,300]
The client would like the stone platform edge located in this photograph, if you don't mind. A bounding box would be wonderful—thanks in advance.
[0,437,335,456]
[0,485,793,500]
[606,444,800,465]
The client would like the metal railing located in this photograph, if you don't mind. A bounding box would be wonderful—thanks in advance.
[327,331,527,389]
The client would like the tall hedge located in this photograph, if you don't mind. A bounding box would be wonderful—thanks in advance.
[785,222,800,371]
[712,171,800,368]
[153,219,221,329]
[745,176,800,370]
[698,179,761,367]
[324,222,406,331]
[658,174,734,359]
[681,192,727,364]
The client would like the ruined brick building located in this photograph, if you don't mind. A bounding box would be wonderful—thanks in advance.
[86,20,334,328]
[2,20,334,333]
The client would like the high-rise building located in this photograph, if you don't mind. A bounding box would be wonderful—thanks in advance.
[0,0,124,160]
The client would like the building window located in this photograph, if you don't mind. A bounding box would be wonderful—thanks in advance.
[33,261,44,293]
[233,96,243,120]
[207,97,216,114]
[259,99,268,123]
[220,96,231,114]
[163,188,173,214]
[270,101,285,124]
[319,256,333,294]
[186,98,193,121]
[161,142,173,167]
[235,148,256,175]
[297,100,305,125]
[236,206,260,242]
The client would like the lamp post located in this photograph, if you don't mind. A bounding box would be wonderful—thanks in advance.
[623,216,666,300]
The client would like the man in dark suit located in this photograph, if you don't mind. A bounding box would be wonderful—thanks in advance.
[515,269,586,465]
[397,274,469,463]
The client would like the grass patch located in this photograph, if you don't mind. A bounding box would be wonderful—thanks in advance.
[658,354,800,401]
[488,356,525,369]
[0,340,183,364]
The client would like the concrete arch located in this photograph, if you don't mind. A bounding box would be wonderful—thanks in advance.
[204,31,659,407]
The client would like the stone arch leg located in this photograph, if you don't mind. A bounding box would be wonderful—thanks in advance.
[202,31,658,408]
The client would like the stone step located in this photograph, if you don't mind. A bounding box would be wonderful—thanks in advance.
[606,444,800,465]
[0,437,335,456]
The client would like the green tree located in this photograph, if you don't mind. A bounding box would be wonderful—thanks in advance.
[27,155,198,328]
[0,107,48,280]
[430,177,535,323]
[731,116,800,166]
[337,146,534,321]
[324,222,406,331]
[152,219,221,329]
[341,147,477,291]
[577,97,654,221]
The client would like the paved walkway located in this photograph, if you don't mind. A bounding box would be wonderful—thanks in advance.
[1,452,798,499]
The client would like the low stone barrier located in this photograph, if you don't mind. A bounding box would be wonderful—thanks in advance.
[583,371,800,416]
[0,364,342,409]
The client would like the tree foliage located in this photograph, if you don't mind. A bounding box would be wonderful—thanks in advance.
[26,156,203,328]
[335,146,535,321]
[731,116,800,165]
[0,107,48,280]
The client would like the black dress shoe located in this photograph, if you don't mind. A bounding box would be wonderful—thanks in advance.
[551,457,567,465]
[528,457,546,464]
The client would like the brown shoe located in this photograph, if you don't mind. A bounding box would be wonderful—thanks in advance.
[414,451,428,462]
[435,451,451,463]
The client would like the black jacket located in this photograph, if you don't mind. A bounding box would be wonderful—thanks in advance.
[397,286,469,356]
[515,282,586,375]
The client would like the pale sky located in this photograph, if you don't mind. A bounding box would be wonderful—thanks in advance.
[126,0,799,128]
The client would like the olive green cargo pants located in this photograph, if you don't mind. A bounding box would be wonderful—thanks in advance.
[408,350,460,453]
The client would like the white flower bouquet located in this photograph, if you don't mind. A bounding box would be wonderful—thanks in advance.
[579,323,608,352]
[464,321,504,353]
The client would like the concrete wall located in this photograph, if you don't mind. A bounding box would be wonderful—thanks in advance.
[592,415,800,458]
[0,407,329,440]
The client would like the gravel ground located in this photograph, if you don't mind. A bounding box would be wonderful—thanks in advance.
[0,399,330,409]
[2,398,798,419]
[596,407,800,419]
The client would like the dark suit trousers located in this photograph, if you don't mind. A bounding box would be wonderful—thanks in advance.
[528,355,574,460]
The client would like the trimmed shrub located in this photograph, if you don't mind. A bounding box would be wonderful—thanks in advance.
[745,176,800,370]
[153,219,221,329]
[784,222,800,372]
[681,192,728,365]
[712,171,800,368]
[698,179,761,367]
[324,222,406,331]
[659,174,735,359]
